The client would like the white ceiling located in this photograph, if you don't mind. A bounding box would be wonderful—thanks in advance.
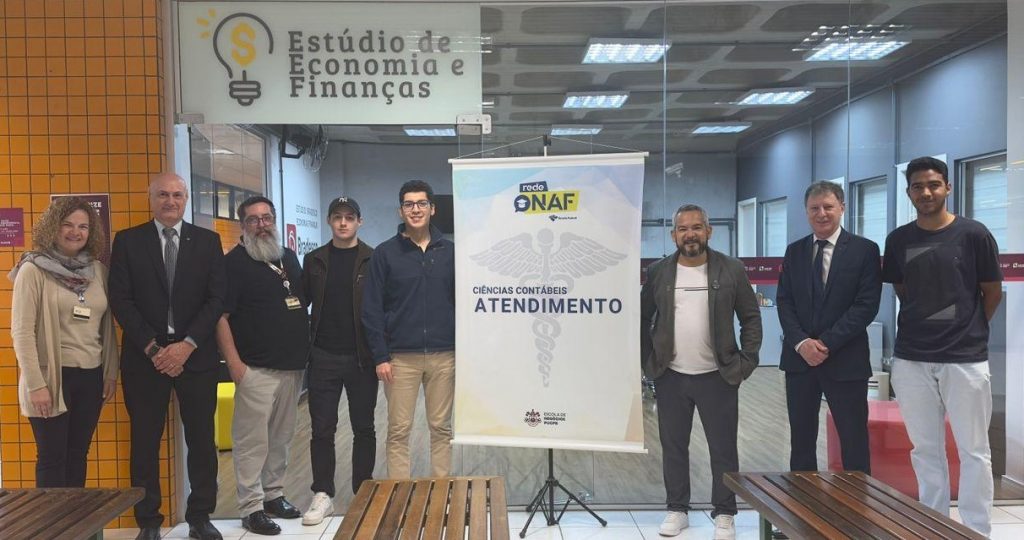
[318,0,1006,154]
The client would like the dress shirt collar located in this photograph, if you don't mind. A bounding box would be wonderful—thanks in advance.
[154,219,183,237]
[814,226,842,247]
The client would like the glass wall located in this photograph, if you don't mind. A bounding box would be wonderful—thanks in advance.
[186,0,1016,517]
[189,125,267,230]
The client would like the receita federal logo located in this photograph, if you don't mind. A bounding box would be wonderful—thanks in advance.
[197,10,275,106]
[513,181,580,216]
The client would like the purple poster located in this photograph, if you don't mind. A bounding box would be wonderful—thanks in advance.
[0,208,25,247]
[51,194,112,264]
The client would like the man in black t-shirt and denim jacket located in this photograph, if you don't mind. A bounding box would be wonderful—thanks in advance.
[299,196,376,526]
[215,196,310,536]
[883,156,1003,537]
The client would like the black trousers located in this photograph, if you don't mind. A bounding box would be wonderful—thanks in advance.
[307,346,379,497]
[786,369,870,474]
[28,366,104,487]
[655,369,738,517]
[122,365,219,528]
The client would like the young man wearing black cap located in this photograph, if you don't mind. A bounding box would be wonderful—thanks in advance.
[299,197,377,526]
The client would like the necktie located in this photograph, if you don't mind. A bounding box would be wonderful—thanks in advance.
[163,227,177,329]
[812,239,828,308]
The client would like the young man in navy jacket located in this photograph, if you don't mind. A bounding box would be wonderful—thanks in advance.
[362,180,456,479]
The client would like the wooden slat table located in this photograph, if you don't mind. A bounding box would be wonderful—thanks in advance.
[724,471,985,540]
[0,487,144,540]
[335,476,510,540]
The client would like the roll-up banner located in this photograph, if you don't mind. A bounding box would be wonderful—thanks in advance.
[450,153,647,453]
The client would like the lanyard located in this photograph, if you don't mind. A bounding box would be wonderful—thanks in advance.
[265,260,292,294]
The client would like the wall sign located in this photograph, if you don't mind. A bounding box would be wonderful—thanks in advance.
[177,2,483,124]
[0,208,25,248]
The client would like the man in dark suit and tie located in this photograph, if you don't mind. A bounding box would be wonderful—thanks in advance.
[108,172,226,540]
[776,181,882,474]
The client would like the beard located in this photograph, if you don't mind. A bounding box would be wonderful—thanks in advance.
[242,227,284,262]
[913,196,947,217]
[677,238,708,258]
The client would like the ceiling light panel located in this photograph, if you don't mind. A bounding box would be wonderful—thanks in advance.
[806,40,908,61]
[404,127,456,137]
[583,38,671,64]
[551,125,603,136]
[692,122,752,134]
[563,92,629,109]
[736,88,813,106]
[798,24,909,61]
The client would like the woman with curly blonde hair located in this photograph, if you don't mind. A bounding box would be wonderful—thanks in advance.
[9,196,118,487]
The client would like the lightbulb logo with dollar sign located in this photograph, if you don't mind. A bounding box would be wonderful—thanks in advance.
[197,9,275,106]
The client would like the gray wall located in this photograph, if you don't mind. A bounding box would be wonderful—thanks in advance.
[318,145,345,242]
[897,37,1008,166]
[736,125,813,252]
[320,142,460,246]
[643,152,737,258]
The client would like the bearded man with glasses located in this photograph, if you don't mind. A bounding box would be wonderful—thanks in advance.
[362,180,456,479]
[215,196,310,536]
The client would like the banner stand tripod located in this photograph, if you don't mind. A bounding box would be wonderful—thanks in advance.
[519,448,606,538]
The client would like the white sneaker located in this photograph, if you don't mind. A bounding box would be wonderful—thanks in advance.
[659,511,688,536]
[302,492,333,526]
[713,514,736,540]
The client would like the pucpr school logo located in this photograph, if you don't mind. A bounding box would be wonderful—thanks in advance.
[196,10,275,106]
[524,409,541,427]
[513,181,580,220]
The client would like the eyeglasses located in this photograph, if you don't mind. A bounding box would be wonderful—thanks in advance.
[401,200,432,211]
[243,214,276,226]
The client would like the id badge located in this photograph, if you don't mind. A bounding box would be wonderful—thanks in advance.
[284,296,302,310]
[72,305,92,321]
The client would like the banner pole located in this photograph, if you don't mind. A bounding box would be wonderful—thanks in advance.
[518,448,607,537]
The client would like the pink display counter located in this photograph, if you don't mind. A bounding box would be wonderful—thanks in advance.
[826,399,960,499]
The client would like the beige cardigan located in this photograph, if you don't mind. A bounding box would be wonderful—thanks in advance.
[11,261,119,417]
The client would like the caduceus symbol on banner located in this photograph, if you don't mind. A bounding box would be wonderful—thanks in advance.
[471,228,626,387]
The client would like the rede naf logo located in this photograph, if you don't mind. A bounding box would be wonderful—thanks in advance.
[513,181,580,215]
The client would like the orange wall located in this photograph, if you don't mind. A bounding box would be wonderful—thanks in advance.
[0,0,177,529]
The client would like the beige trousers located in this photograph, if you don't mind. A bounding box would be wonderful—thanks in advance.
[231,366,303,516]
[384,351,456,479]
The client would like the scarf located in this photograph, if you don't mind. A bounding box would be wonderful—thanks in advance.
[8,249,95,296]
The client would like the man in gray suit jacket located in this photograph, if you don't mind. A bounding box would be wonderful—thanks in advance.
[640,204,762,539]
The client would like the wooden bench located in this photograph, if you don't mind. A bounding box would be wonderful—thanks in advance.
[335,476,510,540]
[724,471,985,540]
[0,486,144,540]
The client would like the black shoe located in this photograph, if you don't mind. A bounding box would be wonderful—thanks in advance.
[188,519,224,540]
[242,510,281,535]
[135,526,161,540]
[263,496,301,519]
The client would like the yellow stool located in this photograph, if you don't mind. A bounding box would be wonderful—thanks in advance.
[214,382,235,450]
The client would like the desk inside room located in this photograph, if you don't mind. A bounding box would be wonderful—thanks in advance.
[336,476,509,540]
[0,487,144,540]
[724,471,982,540]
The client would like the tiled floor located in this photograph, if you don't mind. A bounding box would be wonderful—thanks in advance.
[101,506,1024,539]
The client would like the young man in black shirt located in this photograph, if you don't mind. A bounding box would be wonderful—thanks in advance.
[883,157,1003,537]
[300,197,377,525]
[215,197,310,536]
